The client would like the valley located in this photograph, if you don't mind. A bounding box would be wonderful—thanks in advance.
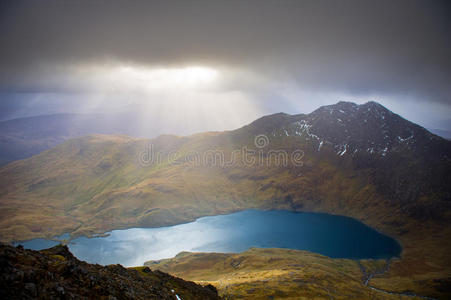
[2,1,450,298]
[18,210,401,267]
[0,101,450,299]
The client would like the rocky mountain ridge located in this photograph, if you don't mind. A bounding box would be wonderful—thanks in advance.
[0,243,220,299]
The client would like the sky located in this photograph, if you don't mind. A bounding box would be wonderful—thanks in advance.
[0,0,450,133]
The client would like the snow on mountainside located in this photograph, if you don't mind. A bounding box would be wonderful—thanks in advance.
[249,101,448,159]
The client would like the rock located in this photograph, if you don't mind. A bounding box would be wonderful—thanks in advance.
[24,282,37,297]
[0,243,221,299]
[56,286,65,295]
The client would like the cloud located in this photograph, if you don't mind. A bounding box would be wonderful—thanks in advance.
[0,0,450,129]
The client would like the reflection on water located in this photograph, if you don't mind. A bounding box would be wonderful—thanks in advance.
[18,210,402,267]
[15,238,60,250]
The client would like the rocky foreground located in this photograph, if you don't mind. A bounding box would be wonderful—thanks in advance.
[0,244,220,299]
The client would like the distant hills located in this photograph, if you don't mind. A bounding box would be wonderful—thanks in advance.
[0,101,450,298]
[429,128,451,140]
[1,103,450,167]
[0,112,157,166]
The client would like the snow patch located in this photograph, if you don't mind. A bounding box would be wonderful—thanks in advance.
[397,133,414,143]
[293,120,320,140]
[340,146,347,156]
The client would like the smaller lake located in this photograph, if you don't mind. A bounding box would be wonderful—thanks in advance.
[16,210,401,266]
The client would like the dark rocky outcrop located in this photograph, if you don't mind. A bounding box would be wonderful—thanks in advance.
[0,243,220,299]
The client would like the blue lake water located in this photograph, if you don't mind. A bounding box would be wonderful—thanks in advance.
[16,210,401,266]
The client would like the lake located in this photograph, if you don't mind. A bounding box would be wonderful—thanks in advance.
[16,210,401,266]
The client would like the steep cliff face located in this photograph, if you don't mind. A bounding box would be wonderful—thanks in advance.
[0,244,220,299]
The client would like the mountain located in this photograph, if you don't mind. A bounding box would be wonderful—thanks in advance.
[0,105,251,166]
[0,113,139,166]
[0,101,450,298]
[0,243,220,299]
[238,101,451,210]
[0,110,187,166]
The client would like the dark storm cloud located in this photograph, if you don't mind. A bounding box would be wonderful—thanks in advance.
[0,0,450,103]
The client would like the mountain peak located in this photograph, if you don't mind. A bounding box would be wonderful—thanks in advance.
[242,101,448,159]
[361,101,392,114]
[363,100,383,106]
[243,112,294,133]
[314,101,389,115]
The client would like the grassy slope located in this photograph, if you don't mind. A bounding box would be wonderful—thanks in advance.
[145,248,408,299]
[0,129,450,298]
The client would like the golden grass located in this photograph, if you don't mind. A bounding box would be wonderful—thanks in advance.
[146,248,427,299]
